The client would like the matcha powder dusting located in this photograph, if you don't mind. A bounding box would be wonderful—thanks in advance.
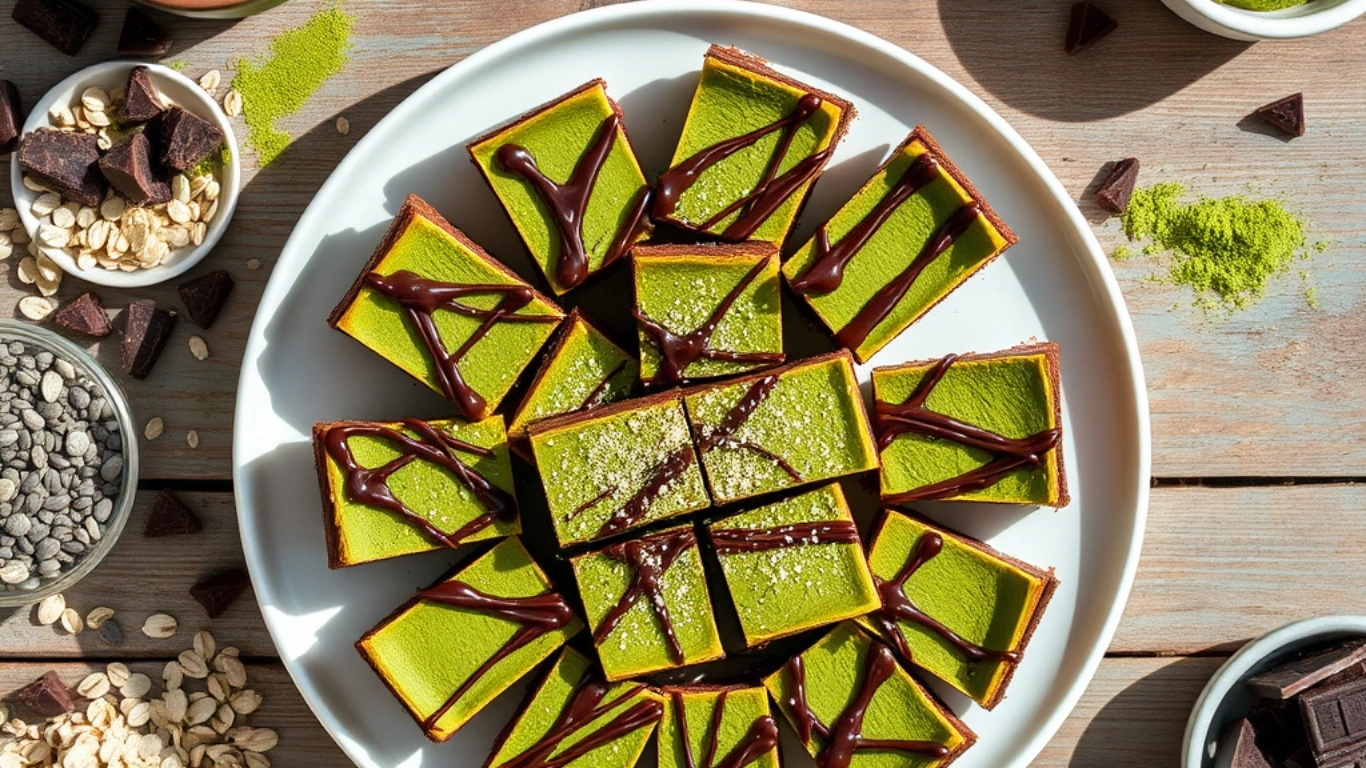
[1120,182,1311,311]
[232,6,355,166]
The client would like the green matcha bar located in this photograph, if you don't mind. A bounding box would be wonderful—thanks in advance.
[357,538,581,742]
[313,416,519,568]
[658,686,780,768]
[469,80,652,295]
[529,391,710,547]
[507,308,639,449]
[871,343,1067,506]
[651,45,853,246]
[571,524,725,681]
[706,484,880,647]
[486,647,663,768]
[633,243,784,385]
[329,195,565,421]
[861,509,1058,709]
[682,350,878,505]
[783,126,1018,363]
[764,622,975,768]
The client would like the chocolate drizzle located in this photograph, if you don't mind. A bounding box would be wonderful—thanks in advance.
[635,256,783,384]
[416,580,576,731]
[592,528,699,664]
[876,353,1061,502]
[671,690,779,768]
[570,442,698,539]
[500,675,662,768]
[324,418,516,547]
[710,520,859,555]
[654,93,830,241]
[578,359,630,411]
[364,270,560,419]
[496,113,649,290]
[694,374,800,483]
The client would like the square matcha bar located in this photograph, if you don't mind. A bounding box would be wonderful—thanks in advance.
[529,392,710,547]
[764,622,975,768]
[706,483,880,647]
[633,243,784,385]
[486,647,664,768]
[783,126,1019,363]
[871,343,1067,506]
[658,686,780,768]
[329,194,565,421]
[571,524,725,681]
[313,416,519,568]
[682,350,878,505]
[357,537,581,742]
[861,510,1058,709]
[507,308,639,449]
[469,80,652,294]
[651,45,853,246]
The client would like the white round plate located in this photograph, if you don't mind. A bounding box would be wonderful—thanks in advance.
[233,2,1151,766]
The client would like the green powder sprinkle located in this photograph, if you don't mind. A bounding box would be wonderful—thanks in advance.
[1112,245,1132,262]
[232,6,354,166]
[167,60,186,72]
[1305,286,1319,309]
[1119,182,1310,311]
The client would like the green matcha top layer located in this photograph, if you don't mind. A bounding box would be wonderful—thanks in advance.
[572,525,725,681]
[782,127,1016,363]
[682,351,878,504]
[654,45,850,245]
[871,343,1066,506]
[707,484,880,647]
[315,416,518,568]
[357,538,580,742]
[530,393,710,547]
[861,510,1055,709]
[658,686,780,768]
[633,243,784,385]
[469,80,650,295]
[763,622,973,768]
[488,647,664,768]
[332,196,564,420]
[507,309,639,445]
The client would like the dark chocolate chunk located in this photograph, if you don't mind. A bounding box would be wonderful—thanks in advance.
[1215,718,1275,768]
[14,671,74,716]
[0,81,23,156]
[122,66,166,126]
[11,0,98,56]
[1247,701,1307,764]
[121,301,176,380]
[178,270,234,329]
[144,491,203,537]
[1253,93,1305,138]
[190,567,250,619]
[98,132,171,205]
[1299,675,1366,762]
[1065,2,1117,55]
[1095,157,1140,215]
[1248,640,1366,700]
[97,618,124,646]
[118,7,173,58]
[151,106,224,172]
[17,129,107,207]
[53,292,112,338]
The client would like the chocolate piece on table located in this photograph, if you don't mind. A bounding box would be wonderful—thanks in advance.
[144,491,202,537]
[0,81,22,156]
[1253,93,1305,138]
[178,270,235,329]
[1095,157,1140,215]
[52,292,112,338]
[11,0,98,56]
[122,66,167,125]
[17,129,107,207]
[121,301,177,380]
[152,106,224,172]
[1214,718,1274,768]
[118,7,173,58]
[99,132,172,205]
[190,568,250,618]
[15,671,74,717]
[1247,640,1366,700]
[1065,2,1117,55]
[1299,675,1366,762]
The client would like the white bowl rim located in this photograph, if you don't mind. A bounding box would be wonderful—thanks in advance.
[1166,0,1366,39]
[9,61,241,289]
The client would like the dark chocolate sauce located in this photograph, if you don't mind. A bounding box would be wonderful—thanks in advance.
[364,270,560,420]
[875,353,1061,502]
[710,520,860,555]
[694,374,800,483]
[500,676,662,768]
[593,528,699,664]
[654,93,830,241]
[323,418,516,547]
[671,690,780,768]
[578,359,630,411]
[601,444,698,538]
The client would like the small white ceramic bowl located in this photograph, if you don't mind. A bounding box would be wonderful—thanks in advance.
[1183,615,1366,768]
[10,61,240,288]
[1160,0,1366,40]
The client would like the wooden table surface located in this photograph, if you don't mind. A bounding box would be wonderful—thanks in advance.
[2,0,1363,765]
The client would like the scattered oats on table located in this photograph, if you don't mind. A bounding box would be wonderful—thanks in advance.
[199,69,222,94]
[144,416,164,440]
[187,430,200,449]
[141,611,177,638]
[188,336,209,360]
[335,116,349,135]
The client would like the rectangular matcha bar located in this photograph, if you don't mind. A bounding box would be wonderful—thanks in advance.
[357,538,581,742]
[633,242,784,385]
[871,342,1067,506]
[313,415,519,568]
[682,350,878,505]
[782,126,1018,363]
[861,509,1058,709]
[329,194,565,421]
[658,686,780,768]
[706,483,880,647]
[651,45,853,246]
[469,80,651,295]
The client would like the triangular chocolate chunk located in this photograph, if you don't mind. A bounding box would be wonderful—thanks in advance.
[118,7,173,58]
[53,292,112,337]
[144,491,203,537]
[190,567,250,618]
[15,671,74,717]
[1066,2,1117,55]
[178,270,234,329]
[1095,157,1140,214]
[98,132,171,205]
[122,66,165,125]
[1216,718,1275,768]
[1253,93,1305,138]
[121,301,176,380]
[150,106,225,172]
